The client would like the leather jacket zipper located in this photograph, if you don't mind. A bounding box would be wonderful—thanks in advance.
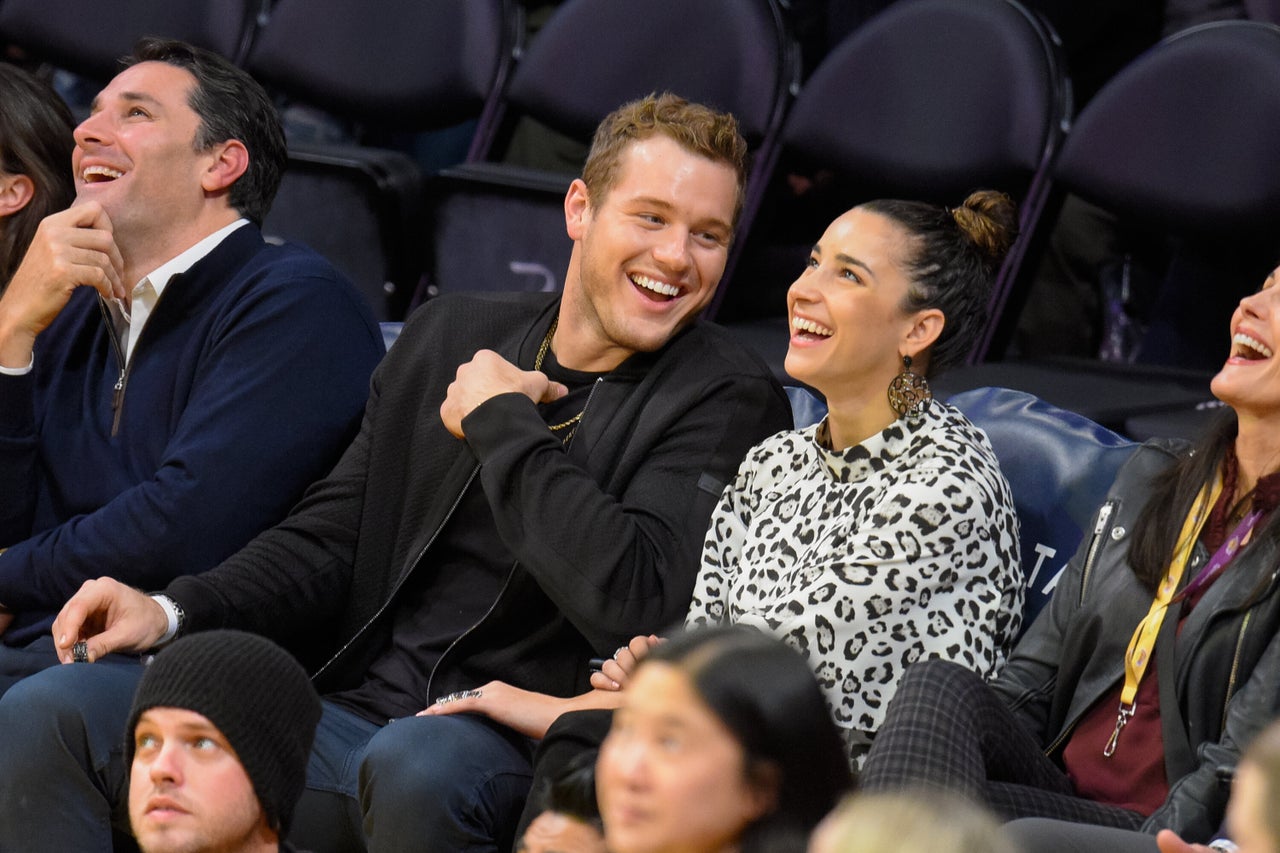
[1079,501,1116,603]
[565,377,602,452]
[1221,610,1252,720]
[1043,710,1076,758]
[1040,501,1116,756]
[1186,560,1280,726]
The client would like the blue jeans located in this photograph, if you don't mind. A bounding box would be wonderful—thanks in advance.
[293,702,536,853]
[0,656,144,852]
[0,634,63,695]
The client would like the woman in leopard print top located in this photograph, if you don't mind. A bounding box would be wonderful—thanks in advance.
[687,191,1022,766]
[690,396,1020,766]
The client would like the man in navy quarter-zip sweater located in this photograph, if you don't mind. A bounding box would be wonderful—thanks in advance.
[0,94,791,852]
[0,38,381,690]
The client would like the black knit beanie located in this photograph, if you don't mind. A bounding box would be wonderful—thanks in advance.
[126,630,321,836]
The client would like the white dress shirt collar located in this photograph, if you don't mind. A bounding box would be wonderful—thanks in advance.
[115,218,249,364]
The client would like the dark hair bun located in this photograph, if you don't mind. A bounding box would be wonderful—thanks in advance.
[952,190,1018,264]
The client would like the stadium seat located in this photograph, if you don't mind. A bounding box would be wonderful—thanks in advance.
[417,0,799,302]
[0,0,260,82]
[716,0,1069,377]
[942,21,1280,438]
[246,0,519,321]
[244,0,515,134]
[786,385,1138,630]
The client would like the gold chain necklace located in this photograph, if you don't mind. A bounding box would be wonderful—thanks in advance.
[535,318,584,440]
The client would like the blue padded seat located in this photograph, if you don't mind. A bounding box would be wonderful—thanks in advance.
[786,386,1138,629]
[379,322,404,352]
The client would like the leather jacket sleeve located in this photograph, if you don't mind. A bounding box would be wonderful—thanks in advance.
[1145,608,1280,840]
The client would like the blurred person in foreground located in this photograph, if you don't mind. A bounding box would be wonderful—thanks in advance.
[810,789,1020,853]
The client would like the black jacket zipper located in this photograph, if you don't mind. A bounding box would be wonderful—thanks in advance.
[425,377,604,701]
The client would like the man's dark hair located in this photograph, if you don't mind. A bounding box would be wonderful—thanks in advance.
[125,37,287,225]
[540,750,602,830]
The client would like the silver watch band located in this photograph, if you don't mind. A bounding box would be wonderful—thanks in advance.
[150,593,186,645]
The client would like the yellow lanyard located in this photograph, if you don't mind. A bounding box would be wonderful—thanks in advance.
[1104,475,1222,757]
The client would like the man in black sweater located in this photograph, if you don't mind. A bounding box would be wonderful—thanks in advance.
[0,93,790,852]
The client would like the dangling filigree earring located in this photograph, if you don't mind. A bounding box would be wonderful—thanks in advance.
[888,354,931,418]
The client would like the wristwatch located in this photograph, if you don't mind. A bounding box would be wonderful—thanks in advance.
[150,593,186,645]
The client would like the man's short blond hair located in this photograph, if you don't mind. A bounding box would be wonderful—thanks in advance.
[581,92,748,226]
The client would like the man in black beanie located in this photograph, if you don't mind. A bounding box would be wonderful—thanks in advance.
[126,630,321,853]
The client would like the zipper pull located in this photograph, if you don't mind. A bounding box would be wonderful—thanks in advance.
[111,372,126,436]
[1093,502,1114,536]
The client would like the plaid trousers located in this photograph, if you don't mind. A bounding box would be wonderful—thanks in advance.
[859,659,1146,830]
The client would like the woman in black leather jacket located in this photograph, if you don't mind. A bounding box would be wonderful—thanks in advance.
[857,267,1280,847]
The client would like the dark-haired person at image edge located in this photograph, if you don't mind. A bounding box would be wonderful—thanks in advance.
[126,631,322,853]
[854,263,1280,847]
[0,93,790,852]
[0,63,75,292]
[0,38,380,692]
[424,191,1026,850]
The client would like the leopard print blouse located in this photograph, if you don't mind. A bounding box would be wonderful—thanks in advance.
[687,399,1022,768]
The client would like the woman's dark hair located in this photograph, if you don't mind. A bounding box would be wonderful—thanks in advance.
[644,625,854,853]
[124,38,287,225]
[1126,407,1280,591]
[0,64,75,288]
[860,189,1018,377]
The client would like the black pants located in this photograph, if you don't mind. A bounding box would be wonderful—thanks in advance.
[859,659,1146,830]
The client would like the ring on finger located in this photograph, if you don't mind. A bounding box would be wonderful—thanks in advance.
[436,688,483,706]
